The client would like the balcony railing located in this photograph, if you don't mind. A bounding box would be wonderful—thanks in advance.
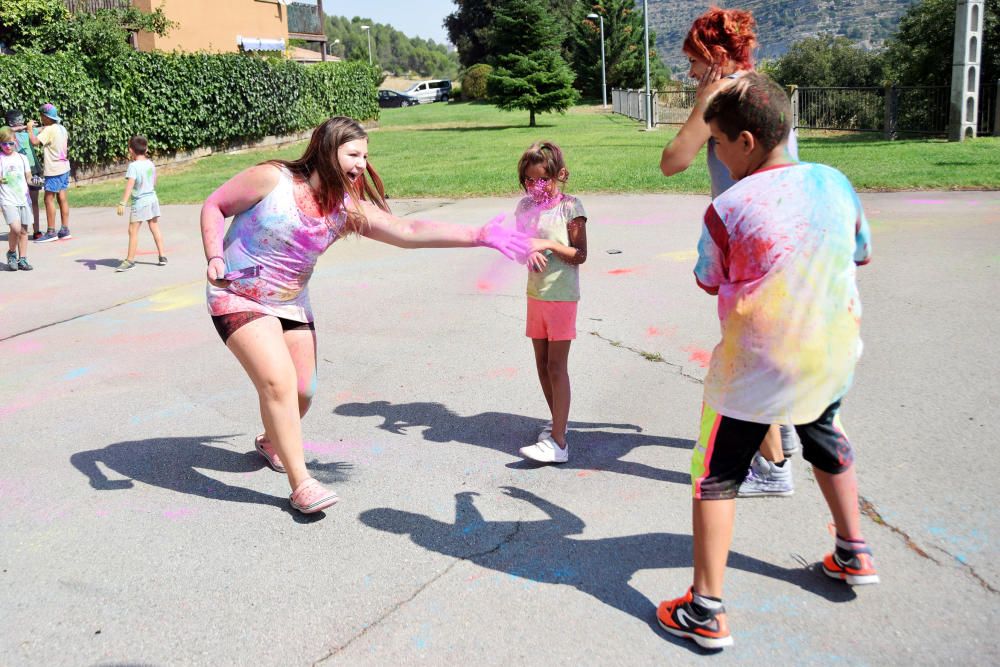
[288,1,323,36]
[63,0,131,13]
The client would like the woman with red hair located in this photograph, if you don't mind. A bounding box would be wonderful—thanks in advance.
[660,7,800,500]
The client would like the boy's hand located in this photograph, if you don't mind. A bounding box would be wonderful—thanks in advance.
[527,251,548,272]
[116,203,125,216]
[476,214,531,260]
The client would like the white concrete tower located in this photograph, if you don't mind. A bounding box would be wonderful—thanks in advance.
[949,0,985,141]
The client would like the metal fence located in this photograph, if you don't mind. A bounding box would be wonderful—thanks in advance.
[613,82,1000,138]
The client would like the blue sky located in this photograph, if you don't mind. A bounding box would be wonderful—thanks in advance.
[324,1,455,45]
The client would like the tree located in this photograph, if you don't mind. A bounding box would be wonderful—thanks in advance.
[445,0,498,70]
[486,0,579,126]
[570,0,671,98]
[764,34,885,87]
[882,0,998,88]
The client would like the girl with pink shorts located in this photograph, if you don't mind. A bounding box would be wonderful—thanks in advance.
[514,141,588,464]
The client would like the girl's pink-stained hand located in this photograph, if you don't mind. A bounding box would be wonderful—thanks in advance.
[206,257,231,288]
[476,214,531,260]
[527,251,548,272]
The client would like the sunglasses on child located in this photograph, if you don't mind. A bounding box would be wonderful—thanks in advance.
[0,141,15,147]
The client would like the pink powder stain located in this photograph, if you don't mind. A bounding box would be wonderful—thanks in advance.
[607,267,639,276]
[303,440,366,455]
[12,340,42,353]
[96,509,111,518]
[683,345,712,368]
[475,256,521,294]
[645,325,676,338]
[577,469,598,478]
[163,507,196,521]
[136,247,177,256]
[488,367,518,379]
[0,398,34,419]
[400,311,417,319]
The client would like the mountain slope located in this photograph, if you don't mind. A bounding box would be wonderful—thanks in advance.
[645,0,920,72]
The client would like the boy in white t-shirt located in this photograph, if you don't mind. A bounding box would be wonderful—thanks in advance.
[0,126,34,271]
[655,73,877,650]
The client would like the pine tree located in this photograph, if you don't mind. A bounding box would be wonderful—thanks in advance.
[486,0,579,126]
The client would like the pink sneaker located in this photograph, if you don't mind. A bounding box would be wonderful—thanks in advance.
[289,478,339,514]
[254,434,285,473]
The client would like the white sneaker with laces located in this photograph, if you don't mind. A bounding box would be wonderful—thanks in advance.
[519,436,569,464]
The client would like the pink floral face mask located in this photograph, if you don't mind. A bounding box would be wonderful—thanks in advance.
[526,177,556,205]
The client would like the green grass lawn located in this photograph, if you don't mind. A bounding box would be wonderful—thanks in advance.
[70,102,1000,207]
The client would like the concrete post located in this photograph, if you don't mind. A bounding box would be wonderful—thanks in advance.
[949,1,984,141]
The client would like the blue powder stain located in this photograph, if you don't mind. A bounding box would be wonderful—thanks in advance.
[64,367,91,380]
[956,554,968,564]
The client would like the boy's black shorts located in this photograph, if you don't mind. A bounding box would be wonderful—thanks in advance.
[691,401,855,500]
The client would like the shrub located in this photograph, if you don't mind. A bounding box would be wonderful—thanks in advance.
[461,63,493,101]
[0,50,379,168]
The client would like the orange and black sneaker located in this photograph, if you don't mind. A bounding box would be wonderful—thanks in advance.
[656,588,733,650]
[823,538,880,585]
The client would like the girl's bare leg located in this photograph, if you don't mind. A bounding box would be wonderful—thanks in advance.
[546,340,572,447]
[531,338,554,415]
[225,317,309,491]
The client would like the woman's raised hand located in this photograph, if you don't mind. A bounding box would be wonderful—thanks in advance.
[696,63,722,101]
[477,214,531,260]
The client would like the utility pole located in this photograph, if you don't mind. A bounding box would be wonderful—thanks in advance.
[949,1,984,141]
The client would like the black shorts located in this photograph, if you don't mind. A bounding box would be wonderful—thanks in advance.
[211,312,314,344]
[691,401,855,500]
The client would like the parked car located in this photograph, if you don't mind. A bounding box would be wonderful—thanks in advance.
[378,89,419,108]
[403,79,452,104]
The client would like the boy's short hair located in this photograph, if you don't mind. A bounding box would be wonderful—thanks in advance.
[129,135,148,155]
[703,72,791,152]
[0,126,14,143]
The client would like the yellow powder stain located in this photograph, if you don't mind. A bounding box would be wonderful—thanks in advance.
[59,245,99,257]
[145,283,203,312]
[658,249,698,262]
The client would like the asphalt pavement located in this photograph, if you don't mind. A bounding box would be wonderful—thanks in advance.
[1,191,998,665]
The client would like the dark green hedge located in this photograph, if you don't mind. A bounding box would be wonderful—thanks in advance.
[0,51,379,168]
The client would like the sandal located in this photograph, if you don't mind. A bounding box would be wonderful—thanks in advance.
[254,434,286,473]
[289,478,339,514]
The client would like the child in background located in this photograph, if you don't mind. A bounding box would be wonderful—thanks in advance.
[27,103,71,243]
[4,110,42,239]
[0,126,34,271]
[115,135,166,272]
[514,141,587,465]
[655,73,877,649]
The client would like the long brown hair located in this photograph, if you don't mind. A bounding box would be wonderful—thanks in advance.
[268,116,389,236]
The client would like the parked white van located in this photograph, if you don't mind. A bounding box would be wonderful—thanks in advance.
[403,79,452,104]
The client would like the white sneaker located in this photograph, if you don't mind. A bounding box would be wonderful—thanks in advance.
[519,436,569,464]
[538,420,553,440]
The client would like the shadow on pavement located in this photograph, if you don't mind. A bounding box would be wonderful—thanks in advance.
[335,400,692,485]
[360,487,857,654]
[70,434,352,519]
[75,258,122,271]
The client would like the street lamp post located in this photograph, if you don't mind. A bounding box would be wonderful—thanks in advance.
[587,13,607,108]
[360,25,372,65]
[642,0,652,129]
